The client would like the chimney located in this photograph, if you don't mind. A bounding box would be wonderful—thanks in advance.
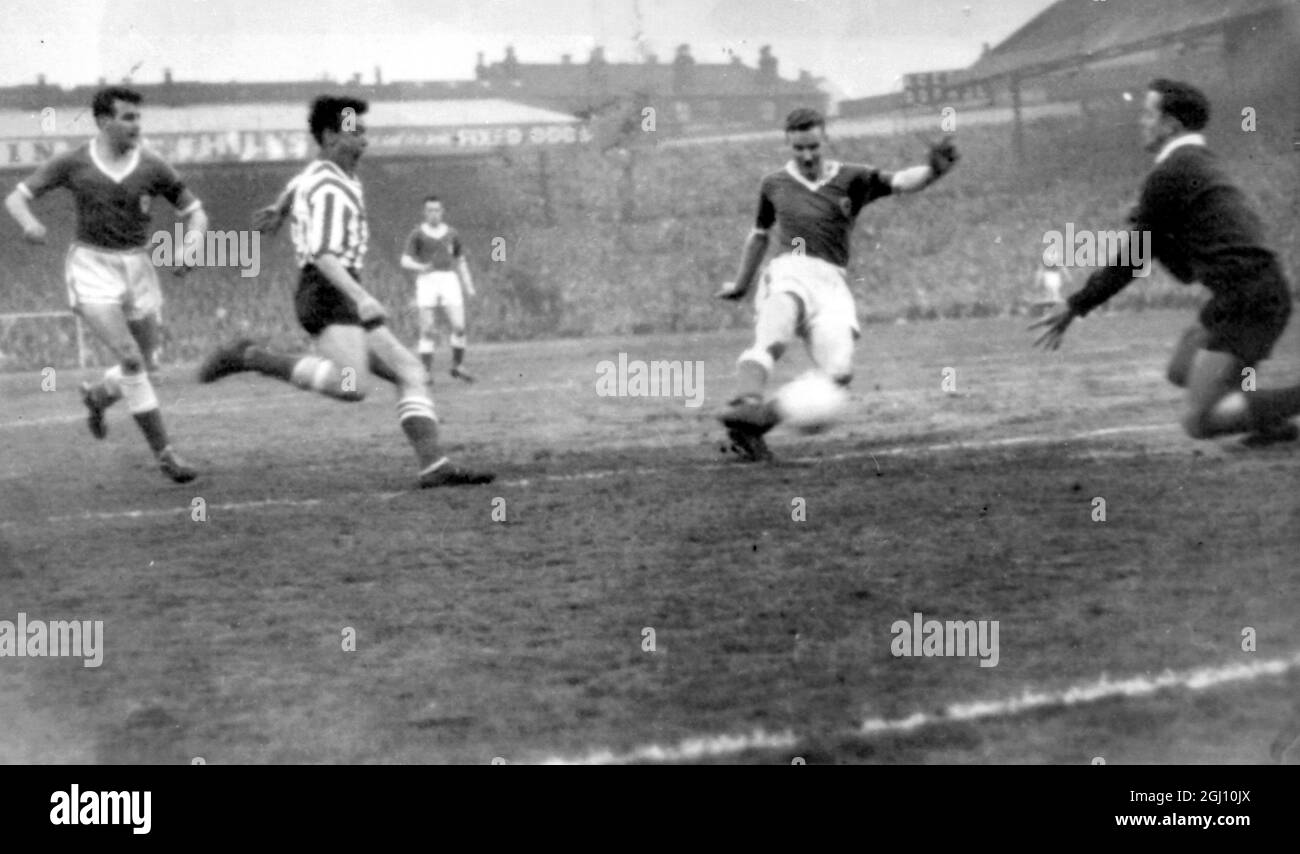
[672,43,695,93]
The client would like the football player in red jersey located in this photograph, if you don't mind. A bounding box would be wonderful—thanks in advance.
[400,196,477,385]
[716,107,958,461]
[5,86,205,483]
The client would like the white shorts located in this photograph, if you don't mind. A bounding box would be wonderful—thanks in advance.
[65,243,161,322]
[759,253,859,335]
[755,254,859,379]
[416,271,462,310]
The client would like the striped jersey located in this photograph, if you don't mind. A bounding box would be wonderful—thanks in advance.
[286,159,369,269]
[404,223,462,271]
[16,143,199,251]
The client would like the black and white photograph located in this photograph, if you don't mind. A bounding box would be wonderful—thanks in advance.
[0,0,1297,786]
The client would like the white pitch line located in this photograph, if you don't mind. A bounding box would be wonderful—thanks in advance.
[0,381,582,431]
[0,392,299,430]
[31,421,1179,525]
[539,651,1300,765]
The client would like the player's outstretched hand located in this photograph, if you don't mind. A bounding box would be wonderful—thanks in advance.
[251,204,287,235]
[357,296,388,324]
[715,281,749,301]
[928,135,959,177]
[1030,305,1076,351]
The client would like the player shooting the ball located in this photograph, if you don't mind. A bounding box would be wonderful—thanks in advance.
[716,107,959,461]
[1033,79,1299,445]
[198,95,494,488]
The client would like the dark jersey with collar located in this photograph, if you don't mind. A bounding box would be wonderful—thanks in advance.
[1068,143,1285,316]
[754,161,893,268]
[17,143,195,250]
[404,224,462,272]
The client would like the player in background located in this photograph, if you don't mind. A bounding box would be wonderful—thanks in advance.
[715,107,959,461]
[198,95,494,487]
[4,85,204,483]
[1034,79,1299,445]
[399,196,477,385]
[1032,244,1071,312]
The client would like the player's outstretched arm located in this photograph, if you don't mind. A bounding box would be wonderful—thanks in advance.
[251,185,295,235]
[5,188,47,243]
[173,197,208,276]
[716,230,769,300]
[890,136,959,194]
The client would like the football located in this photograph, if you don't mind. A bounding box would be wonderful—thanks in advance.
[773,371,849,433]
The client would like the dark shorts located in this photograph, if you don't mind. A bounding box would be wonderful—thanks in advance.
[294,264,385,337]
[1198,264,1292,366]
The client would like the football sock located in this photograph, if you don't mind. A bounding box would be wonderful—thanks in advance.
[735,357,770,399]
[1246,385,1300,429]
[285,354,360,401]
[243,345,292,379]
[449,332,466,369]
[418,338,434,375]
[119,370,169,454]
[396,395,441,468]
[367,351,400,384]
[244,348,360,401]
[128,316,161,368]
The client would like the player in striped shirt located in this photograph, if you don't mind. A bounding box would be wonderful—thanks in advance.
[4,85,204,483]
[400,196,477,384]
[197,96,493,487]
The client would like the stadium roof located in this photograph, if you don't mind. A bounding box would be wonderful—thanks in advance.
[0,98,578,138]
[956,0,1294,82]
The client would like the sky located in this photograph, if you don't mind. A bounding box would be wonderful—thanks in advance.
[4,0,1059,98]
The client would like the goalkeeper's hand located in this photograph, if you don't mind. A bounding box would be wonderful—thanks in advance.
[1029,304,1077,351]
[928,135,959,177]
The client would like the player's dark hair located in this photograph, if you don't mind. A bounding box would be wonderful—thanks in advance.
[424,195,441,205]
[309,95,369,145]
[1148,79,1210,131]
[92,85,143,119]
[785,107,825,133]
